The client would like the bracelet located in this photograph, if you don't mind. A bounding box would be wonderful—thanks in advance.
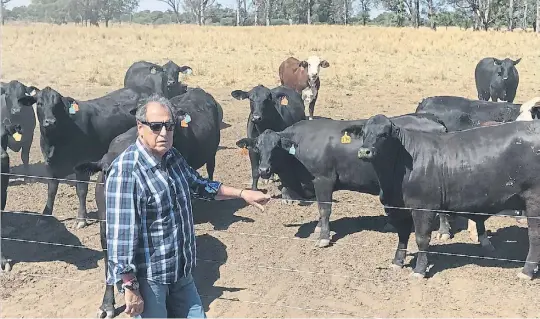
[239,189,244,198]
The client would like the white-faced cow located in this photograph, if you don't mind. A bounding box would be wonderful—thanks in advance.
[475,57,521,102]
[278,56,330,120]
[354,114,540,280]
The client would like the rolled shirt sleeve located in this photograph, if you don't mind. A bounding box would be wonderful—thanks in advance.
[104,165,140,285]
[171,148,222,200]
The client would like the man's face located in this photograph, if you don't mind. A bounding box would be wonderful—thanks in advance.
[137,102,174,157]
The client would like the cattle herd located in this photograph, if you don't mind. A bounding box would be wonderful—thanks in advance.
[1,54,540,317]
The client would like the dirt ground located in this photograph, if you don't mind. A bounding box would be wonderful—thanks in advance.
[1,24,540,318]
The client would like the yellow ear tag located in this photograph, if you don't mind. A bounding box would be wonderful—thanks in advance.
[280,96,289,106]
[240,147,248,156]
[12,132,22,142]
[180,120,188,127]
[341,132,351,144]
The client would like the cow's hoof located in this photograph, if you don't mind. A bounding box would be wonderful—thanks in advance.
[316,239,330,248]
[283,199,294,205]
[96,309,114,319]
[1,260,12,272]
[517,271,533,280]
[479,234,495,252]
[410,272,425,279]
[308,117,313,121]
[76,220,88,229]
[314,226,321,233]
[437,233,451,241]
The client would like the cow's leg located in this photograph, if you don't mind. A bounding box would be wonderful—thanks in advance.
[470,216,494,251]
[39,172,59,226]
[248,148,260,191]
[411,209,436,278]
[206,154,216,181]
[94,172,115,318]
[436,213,453,241]
[75,172,90,229]
[387,208,413,269]
[21,142,31,178]
[313,177,334,248]
[519,211,540,280]
[308,99,316,121]
[467,218,479,242]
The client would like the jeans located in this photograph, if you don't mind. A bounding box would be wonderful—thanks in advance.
[138,273,206,318]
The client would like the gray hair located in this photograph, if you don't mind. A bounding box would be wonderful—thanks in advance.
[135,94,176,123]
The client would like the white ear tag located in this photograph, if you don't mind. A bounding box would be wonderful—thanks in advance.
[289,145,296,155]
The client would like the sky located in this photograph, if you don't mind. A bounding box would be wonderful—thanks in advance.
[6,0,384,17]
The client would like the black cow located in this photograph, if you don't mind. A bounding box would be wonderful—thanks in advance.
[415,95,525,131]
[124,60,192,99]
[355,114,540,279]
[0,80,38,176]
[235,113,448,248]
[17,86,158,229]
[73,87,221,318]
[231,84,306,190]
[474,57,521,102]
[1,93,24,272]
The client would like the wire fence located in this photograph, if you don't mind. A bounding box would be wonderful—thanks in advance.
[1,171,538,316]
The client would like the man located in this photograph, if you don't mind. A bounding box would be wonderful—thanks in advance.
[105,94,271,318]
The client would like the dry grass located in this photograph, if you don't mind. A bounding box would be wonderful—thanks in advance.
[2,23,539,120]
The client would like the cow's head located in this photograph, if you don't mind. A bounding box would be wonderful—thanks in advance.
[2,80,38,116]
[493,57,521,81]
[162,60,193,87]
[355,114,399,161]
[299,56,330,85]
[141,65,169,98]
[231,85,282,123]
[515,97,540,121]
[22,87,76,132]
[236,130,297,179]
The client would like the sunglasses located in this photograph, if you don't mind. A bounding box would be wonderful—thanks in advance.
[140,121,176,132]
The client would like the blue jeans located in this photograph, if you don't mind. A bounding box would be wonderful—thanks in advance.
[138,273,206,318]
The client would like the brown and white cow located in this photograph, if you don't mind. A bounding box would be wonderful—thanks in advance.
[278,56,330,120]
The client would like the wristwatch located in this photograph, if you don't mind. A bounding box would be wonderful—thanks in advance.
[122,280,140,291]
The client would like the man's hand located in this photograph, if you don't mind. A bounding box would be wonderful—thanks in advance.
[124,289,144,316]
[240,189,271,211]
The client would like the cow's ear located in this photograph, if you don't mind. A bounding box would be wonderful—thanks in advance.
[320,60,330,68]
[341,125,363,138]
[18,95,37,106]
[299,61,308,69]
[513,58,521,65]
[280,137,297,152]
[493,58,502,65]
[231,90,249,100]
[179,66,193,75]
[236,138,255,149]
[26,86,39,96]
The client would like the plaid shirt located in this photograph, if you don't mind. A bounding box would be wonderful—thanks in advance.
[104,138,222,285]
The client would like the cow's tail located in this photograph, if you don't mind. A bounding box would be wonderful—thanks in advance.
[74,161,108,176]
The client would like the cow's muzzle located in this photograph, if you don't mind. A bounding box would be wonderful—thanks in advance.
[251,115,262,123]
[42,119,56,129]
[258,166,271,179]
[357,147,375,160]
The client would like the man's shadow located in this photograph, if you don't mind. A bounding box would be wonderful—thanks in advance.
[193,233,244,312]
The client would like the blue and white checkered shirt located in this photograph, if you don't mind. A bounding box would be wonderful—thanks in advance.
[104,138,222,285]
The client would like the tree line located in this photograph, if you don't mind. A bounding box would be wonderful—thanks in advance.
[1,0,539,32]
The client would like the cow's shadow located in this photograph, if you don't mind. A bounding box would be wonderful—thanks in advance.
[194,233,244,312]
[192,198,254,230]
[1,211,102,271]
[405,225,534,278]
[284,215,389,244]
